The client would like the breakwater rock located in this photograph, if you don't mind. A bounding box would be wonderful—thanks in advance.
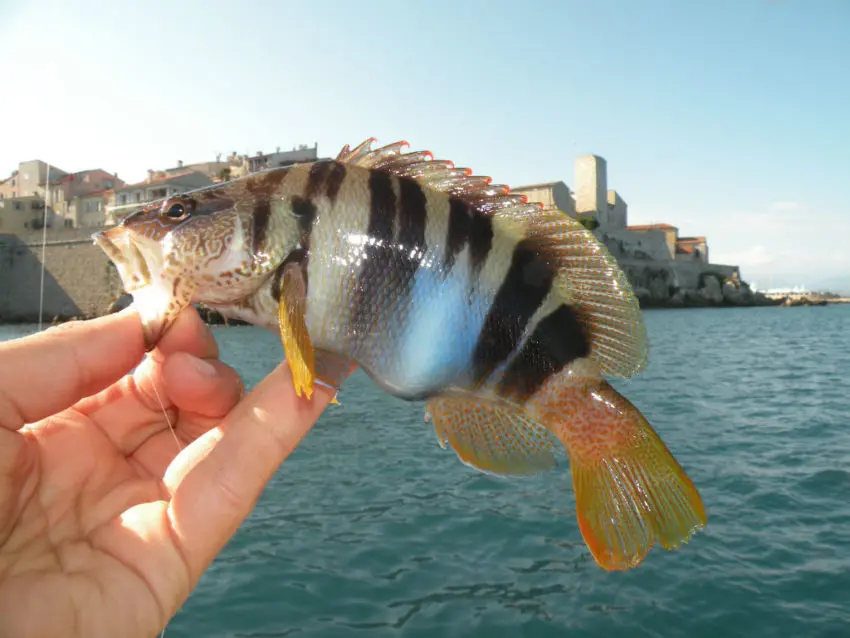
[624,265,781,309]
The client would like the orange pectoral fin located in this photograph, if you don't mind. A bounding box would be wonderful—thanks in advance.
[548,381,707,571]
[277,262,315,400]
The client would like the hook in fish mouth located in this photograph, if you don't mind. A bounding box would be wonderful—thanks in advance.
[92,228,152,293]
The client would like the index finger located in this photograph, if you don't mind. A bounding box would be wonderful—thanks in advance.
[0,308,146,430]
[164,362,347,581]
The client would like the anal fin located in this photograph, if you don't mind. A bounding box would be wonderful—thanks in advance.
[277,262,316,400]
[426,395,562,477]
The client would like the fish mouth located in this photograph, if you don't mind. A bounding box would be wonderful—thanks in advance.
[93,227,179,350]
[92,228,153,293]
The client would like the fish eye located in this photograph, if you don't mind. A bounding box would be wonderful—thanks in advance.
[160,198,194,220]
[166,203,185,218]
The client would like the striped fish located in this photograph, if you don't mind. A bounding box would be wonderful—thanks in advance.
[93,138,706,571]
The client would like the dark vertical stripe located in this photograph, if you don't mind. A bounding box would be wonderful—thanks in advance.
[350,170,397,336]
[468,212,493,274]
[259,167,290,192]
[367,170,397,242]
[305,161,333,199]
[396,176,428,279]
[324,162,347,203]
[247,167,291,257]
[252,199,271,255]
[272,248,309,302]
[470,240,554,385]
[246,167,290,197]
[443,196,493,275]
[289,161,341,251]
[290,195,317,249]
[445,197,470,270]
[497,304,590,400]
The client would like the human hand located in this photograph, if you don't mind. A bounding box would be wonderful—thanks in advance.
[0,307,340,637]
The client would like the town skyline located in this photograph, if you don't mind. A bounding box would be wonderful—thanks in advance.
[0,142,838,297]
[2,0,847,292]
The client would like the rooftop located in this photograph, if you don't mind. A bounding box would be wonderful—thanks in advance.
[512,180,564,190]
[627,223,678,231]
[116,170,200,189]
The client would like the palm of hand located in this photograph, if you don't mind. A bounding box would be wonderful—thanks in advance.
[0,309,338,638]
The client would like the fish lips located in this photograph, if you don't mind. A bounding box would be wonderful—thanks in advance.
[92,228,180,350]
[92,228,153,293]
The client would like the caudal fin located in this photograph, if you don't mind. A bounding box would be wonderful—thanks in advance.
[545,379,706,570]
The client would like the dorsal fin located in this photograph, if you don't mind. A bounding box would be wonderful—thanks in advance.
[335,138,648,378]
[335,138,542,218]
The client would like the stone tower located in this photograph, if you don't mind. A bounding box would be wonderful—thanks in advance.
[574,154,608,227]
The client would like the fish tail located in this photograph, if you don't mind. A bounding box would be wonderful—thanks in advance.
[542,377,706,571]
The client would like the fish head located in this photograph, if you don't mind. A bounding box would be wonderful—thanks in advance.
[93,183,265,349]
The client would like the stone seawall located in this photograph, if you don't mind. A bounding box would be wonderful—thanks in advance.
[0,229,124,323]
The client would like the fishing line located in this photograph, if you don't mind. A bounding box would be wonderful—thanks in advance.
[149,365,184,454]
[148,360,184,638]
[37,163,50,331]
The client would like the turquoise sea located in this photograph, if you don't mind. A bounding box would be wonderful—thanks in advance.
[2,305,849,637]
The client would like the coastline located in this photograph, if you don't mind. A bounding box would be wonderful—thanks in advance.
[3,229,840,328]
[640,295,849,310]
[1,293,844,327]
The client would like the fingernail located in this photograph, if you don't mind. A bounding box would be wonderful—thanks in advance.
[190,356,217,377]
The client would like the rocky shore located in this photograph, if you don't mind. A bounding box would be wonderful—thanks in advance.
[623,266,779,309]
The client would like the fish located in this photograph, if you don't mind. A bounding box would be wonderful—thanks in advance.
[93,138,707,571]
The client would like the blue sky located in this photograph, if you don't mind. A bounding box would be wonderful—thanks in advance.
[2,0,848,290]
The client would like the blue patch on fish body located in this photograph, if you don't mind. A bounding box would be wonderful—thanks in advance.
[393,265,483,395]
